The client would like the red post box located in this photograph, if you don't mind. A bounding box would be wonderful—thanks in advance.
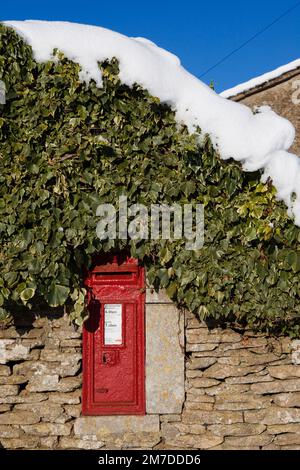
[82,255,145,415]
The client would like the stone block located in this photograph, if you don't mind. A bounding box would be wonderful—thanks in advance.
[182,410,243,425]
[186,329,241,345]
[49,328,81,340]
[186,370,203,378]
[224,433,273,447]
[186,332,221,345]
[0,375,28,385]
[162,422,205,440]
[273,392,300,407]
[74,415,160,441]
[205,383,250,397]
[0,437,39,449]
[268,365,300,379]
[189,378,220,388]
[0,425,20,438]
[21,423,72,436]
[48,391,81,404]
[60,339,82,348]
[251,379,300,394]
[238,352,281,367]
[27,350,40,361]
[40,436,58,448]
[26,374,59,392]
[0,405,12,412]
[15,403,65,422]
[184,402,214,411]
[186,357,217,370]
[0,391,48,404]
[266,423,300,434]
[280,445,300,450]
[0,385,18,396]
[245,407,300,425]
[274,433,300,446]
[146,304,184,414]
[185,394,215,403]
[22,338,44,349]
[211,443,259,450]
[0,410,40,425]
[292,340,300,365]
[14,358,81,378]
[44,337,60,349]
[165,432,224,449]
[203,363,264,379]
[208,423,266,437]
[214,398,269,411]
[186,390,206,400]
[40,350,81,363]
[59,437,104,449]
[217,356,240,366]
[0,365,10,376]
[186,343,218,352]
[57,376,81,392]
[225,373,273,385]
[0,340,30,364]
[64,404,81,418]
[59,357,82,377]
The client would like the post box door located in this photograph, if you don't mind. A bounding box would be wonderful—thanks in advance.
[82,257,145,415]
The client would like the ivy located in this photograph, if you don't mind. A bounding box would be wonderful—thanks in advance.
[0,24,300,336]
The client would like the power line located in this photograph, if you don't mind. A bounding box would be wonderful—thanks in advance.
[199,1,300,78]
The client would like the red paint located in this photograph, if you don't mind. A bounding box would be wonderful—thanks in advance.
[82,254,145,415]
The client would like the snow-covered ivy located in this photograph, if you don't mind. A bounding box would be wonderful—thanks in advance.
[0,25,300,336]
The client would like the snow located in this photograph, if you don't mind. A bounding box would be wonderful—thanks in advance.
[3,20,300,225]
[220,58,300,98]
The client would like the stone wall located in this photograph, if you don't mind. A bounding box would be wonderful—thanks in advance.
[229,68,300,155]
[164,312,300,450]
[1,304,300,450]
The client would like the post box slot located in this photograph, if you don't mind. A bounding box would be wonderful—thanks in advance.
[94,272,134,280]
[92,265,138,273]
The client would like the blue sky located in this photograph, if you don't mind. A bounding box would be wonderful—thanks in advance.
[1,0,300,92]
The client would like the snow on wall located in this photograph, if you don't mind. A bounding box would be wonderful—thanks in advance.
[220,58,300,99]
[3,20,300,225]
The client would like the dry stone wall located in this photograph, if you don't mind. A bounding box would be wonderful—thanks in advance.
[0,307,300,450]
[161,312,300,450]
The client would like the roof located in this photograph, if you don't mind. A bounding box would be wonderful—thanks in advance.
[220,58,300,99]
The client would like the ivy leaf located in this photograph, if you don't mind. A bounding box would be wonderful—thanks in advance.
[166,282,177,298]
[287,252,300,273]
[20,287,36,304]
[244,226,257,242]
[46,283,70,307]
[4,271,18,287]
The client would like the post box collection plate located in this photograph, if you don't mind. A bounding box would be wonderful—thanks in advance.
[82,255,145,415]
[104,304,123,346]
